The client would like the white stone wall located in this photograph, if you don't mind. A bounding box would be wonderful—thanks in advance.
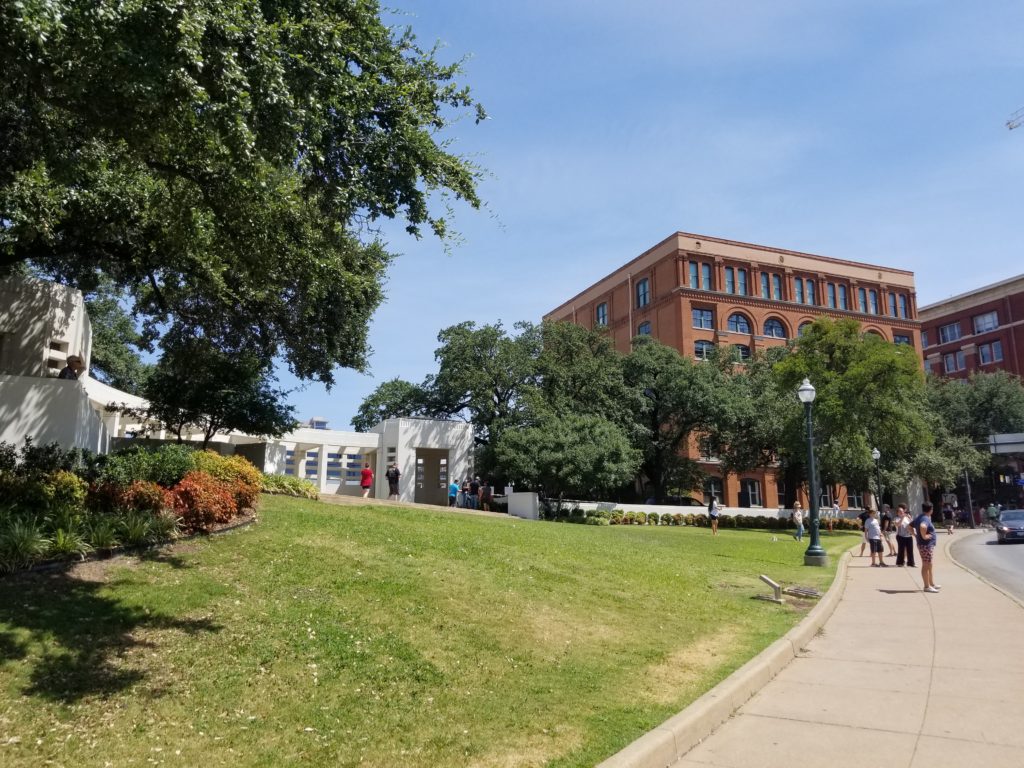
[0,374,109,453]
[0,277,91,378]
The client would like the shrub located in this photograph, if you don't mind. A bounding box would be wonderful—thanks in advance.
[647,512,660,526]
[672,513,684,526]
[148,444,198,487]
[260,473,319,499]
[118,512,155,548]
[193,452,262,510]
[149,511,182,542]
[0,518,49,573]
[48,528,93,560]
[86,517,120,553]
[121,480,175,516]
[100,447,154,488]
[172,471,238,533]
[634,511,648,525]
[45,470,88,515]
[609,510,623,525]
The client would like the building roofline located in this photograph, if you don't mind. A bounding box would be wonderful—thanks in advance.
[546,231,916,318]
[918,272,1024,315]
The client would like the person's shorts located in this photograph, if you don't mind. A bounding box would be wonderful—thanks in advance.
[918,543,935,562]
[869,539,884,553]
[389,483,399,494]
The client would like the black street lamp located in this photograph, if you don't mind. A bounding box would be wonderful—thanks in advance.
[798,378,827,566]
[872,447,882,511]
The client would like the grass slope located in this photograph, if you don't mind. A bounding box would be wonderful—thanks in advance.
[0,496,854,767]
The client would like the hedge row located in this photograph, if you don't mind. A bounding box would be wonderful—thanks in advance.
[0,438,265,574]
[544,505,864,531]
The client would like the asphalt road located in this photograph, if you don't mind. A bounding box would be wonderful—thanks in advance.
[950,527,1024,603]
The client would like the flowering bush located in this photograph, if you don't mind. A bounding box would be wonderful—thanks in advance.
[171,471,238,533]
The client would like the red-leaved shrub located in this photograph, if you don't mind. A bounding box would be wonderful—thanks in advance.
[121,480,175,516]
[171,471,238,533]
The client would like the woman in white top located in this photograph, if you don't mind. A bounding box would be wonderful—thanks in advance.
[792,502,804,542]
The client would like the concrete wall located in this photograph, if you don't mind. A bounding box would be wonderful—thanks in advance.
[370,418,475,503]
[0,374,109,453]
[0,277,91,378]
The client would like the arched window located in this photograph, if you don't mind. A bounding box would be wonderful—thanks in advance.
[637,321,651,336]
[797,322,813,337]
[727,313,751,334]
[595,302,607,326]
[733,344,751,361]
[636,278,650,308]
[763,318,787,338]
[695,340,715,360]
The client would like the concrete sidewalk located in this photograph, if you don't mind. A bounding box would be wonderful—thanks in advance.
[669,530,1024,768]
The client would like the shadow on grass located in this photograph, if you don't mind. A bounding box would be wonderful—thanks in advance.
[0,567,220,703]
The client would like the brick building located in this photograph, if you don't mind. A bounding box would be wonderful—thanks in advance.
[544,232,920,509]
[917,273,1024,379]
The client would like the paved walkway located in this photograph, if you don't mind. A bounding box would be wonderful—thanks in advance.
[671,530,1024,768]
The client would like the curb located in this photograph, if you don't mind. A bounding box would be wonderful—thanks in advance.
[946,527,1024,611]
[597,548,853,768]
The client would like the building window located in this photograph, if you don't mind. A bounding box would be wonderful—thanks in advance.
[594,302,608,326]
[858,288,867,313]
[847,489,865,510]
[727,313,751,334]
[798,322,813,337]
[805,279,815,305]
[689,262,699,289]
[888,293,897,317]
[979,340,1004,365]
[692,308,713,329]
[737,269,748,296]
[943,351,966,373]
[695,340,715,360]
[772,274,782,300]
[763,318,787,338]
[637,321,651,336]
[921,330,930,347]
[898,294,909,319]
[636,278,650,308]
[760,273,770,299]
[794,278,804,304]
[740,478,762,507]
[724,267,735,294]
[838,284,848,310]
[893,334,912,346]
[705,477,723,504]
[701,263,712,290]
[827,283,836,308]
[869,289,879,314]
[733,344,751,361]
[973,311,998,334]
[938,322,962,344]
[923,358,933,374]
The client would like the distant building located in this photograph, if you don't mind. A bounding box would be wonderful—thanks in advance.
[0,276,472,505]
[917,273,1024,379]
[545,232,921,510]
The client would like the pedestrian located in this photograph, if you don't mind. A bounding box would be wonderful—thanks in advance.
[385,462,401,501]
[468,476,480,510]
[359,462,374,498]
[828,499,840,533]
[857,508,870,556]
[448,477,459,507]
[880,504,897,556]
[708,496,720,536]
[792,501,804,542]
[479,479,493,512]
[57,354,85,380]
[459,477,470,508]
[913,502,940,592]
[865,508,888,567]
[941,502,954,535]
[894,504,916,567]
[986,502,999,528]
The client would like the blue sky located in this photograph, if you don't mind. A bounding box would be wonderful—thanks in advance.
[280,0,1024,428]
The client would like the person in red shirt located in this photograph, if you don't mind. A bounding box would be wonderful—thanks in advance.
[360,463,373,498]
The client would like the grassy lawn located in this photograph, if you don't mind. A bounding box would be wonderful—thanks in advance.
[0,496,855,767]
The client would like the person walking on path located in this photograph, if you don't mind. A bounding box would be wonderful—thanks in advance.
[894,503,916,567]
[448,478,459,507]
[827,500,840,533]
[857,508,870,557]
[708,497,720,536]
[941,502,955,535]
[880,504,897,557]
[386,462,401,501]
[986,502,999,528]
[865,508,888,567]
[914,502,940,592]
[359,462,374,498]
[792,502,804,542]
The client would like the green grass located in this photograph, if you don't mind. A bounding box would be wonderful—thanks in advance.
[0,496,855,767]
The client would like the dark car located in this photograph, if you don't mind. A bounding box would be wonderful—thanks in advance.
[996,510,1024,543]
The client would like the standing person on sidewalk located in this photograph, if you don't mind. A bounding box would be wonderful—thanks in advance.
[857,508,870,557]
[880,504,897,557]
[895,504,916,567]
[865,509,888,567]
[914,502,940,593]
[792,501,804,542]
[708,496,720,536]
[386,462,401,501]
[359,462,374,498]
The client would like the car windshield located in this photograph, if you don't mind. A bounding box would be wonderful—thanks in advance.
[1001,511,1024,522]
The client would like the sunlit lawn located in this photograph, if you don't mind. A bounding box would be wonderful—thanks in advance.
[0,496,855,767]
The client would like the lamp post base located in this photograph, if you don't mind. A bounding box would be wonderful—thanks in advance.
[804,552,828,567]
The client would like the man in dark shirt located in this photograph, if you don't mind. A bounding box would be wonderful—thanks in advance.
[57,354,85,380]
[468,477,480,510]
[385,463,401,500]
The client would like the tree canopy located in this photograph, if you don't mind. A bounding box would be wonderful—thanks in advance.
[1,0,484,386]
